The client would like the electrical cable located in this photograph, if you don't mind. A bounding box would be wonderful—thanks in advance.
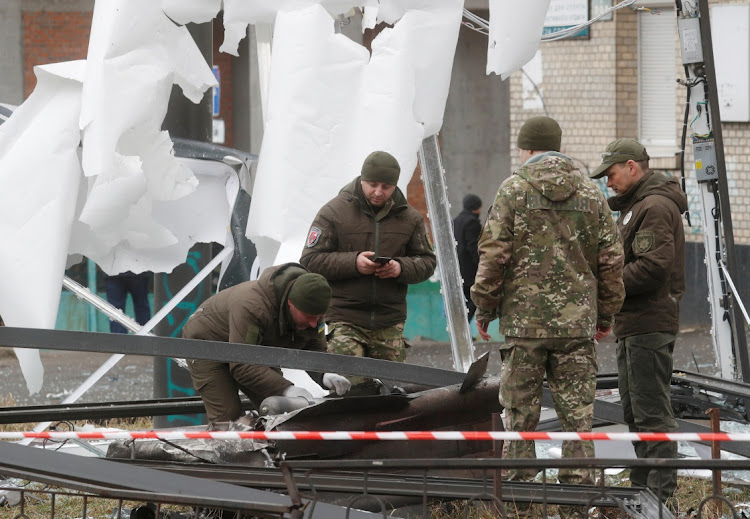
[461,0,638,43]
[520,67,550,117]
[711,189,733,334]
[679,66,693,227]
[542,0,638,41]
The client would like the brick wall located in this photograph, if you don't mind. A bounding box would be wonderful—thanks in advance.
[22,10,233,148]
[716,0,750,243]
[615,8,638,140]
[22,11,92,97]
[508,14,618,174]
[407,162,430,236]
[506,1,750,246]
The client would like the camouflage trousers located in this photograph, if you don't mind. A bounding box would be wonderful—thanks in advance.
[500,337,597,492]
[328,322,406,385]
[328,321,406,360]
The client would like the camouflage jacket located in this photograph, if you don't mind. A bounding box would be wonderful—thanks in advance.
[608,171,687,338]
[182,263,326,396]
[300,177,436,329]
[471,152,625,338]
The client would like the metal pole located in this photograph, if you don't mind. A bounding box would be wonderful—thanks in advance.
[418,134,475,372]
[676,0,750,382]
[707,407,722,496]
[694,0,750,382]
[86,259,98,331]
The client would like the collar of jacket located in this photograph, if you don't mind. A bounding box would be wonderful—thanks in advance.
[521,150,571,166]
[341,177,408,220]
[278,281,294,335]
[607,170,655,212]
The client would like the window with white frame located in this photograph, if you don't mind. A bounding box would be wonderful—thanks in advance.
[638,6,677,156]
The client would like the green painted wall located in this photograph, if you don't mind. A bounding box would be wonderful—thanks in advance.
[57,281,469,341]
[55,292,153,332]
[403,279,479,342]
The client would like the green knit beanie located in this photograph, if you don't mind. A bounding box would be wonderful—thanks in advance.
[288,273,331,315]
[360,151,400,185]
[516,116,562,152]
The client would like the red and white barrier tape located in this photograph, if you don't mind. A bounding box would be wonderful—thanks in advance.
[0,431,747,442]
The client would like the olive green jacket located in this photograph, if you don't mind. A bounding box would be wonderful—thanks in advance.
[471,152,625,338]
[300,177,436,329]
[182,263,326,397]
[608,171,687,338]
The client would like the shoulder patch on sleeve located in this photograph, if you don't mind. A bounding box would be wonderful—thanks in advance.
[245,325,262,345]
[306,227,322,247]
[634,230,654,254]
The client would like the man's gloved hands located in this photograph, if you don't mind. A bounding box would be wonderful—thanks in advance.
[322,373,351,395]
[283,385,314,401]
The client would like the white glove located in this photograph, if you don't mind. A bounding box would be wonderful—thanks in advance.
[322,373,351,396]
[283,385,314,401]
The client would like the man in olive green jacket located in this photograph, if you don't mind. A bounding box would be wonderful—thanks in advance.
[300,151,436,365]
[592,138,687,505]
[183,263,350,424]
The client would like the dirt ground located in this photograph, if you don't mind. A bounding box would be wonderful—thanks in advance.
[0,349,154,406]
[0,327,718,407]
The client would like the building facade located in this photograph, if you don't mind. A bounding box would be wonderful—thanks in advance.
[2,0,745,329]
[507,0,750,327]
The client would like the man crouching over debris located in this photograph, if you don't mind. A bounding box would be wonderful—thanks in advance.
[183,263,351,424]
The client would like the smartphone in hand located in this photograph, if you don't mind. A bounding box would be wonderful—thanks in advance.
[371,256,392,265]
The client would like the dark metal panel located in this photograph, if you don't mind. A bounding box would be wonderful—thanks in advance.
[118,459,649,506]
[0,397,235,424]
[0,441,388,519]
[172,137,256,166]
[673,369,750,399]
[282,457,750,471]
[0,440,289,512]
[0,327,465,387]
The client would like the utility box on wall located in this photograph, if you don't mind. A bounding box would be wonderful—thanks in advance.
[711,4,750,122]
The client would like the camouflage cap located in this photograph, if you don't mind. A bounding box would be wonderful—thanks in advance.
[288,273,331,315]
[591,138,650,179]
[516,116,562,152]
[361,151,400,185]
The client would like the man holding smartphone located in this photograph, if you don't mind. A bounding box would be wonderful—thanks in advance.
[300,151,436,368]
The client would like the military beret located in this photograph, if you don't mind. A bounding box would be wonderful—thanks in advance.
[517,116,562,153]
[361,151,400,185]
[591,138,650,179]
[288,273,331,315]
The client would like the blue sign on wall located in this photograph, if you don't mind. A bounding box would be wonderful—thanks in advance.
[212,65,220,117]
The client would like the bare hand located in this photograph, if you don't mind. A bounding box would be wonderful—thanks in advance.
[477,320,491,341]
[375,259,401,279]
[356,251,379,275]
[594,325,612,341]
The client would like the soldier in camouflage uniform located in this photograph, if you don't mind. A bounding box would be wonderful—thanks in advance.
[472,117,625,518]
[300,151,436,374]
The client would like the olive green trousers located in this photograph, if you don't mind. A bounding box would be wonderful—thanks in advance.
[617,332,678,503]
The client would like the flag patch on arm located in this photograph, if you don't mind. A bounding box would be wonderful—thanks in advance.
[307,227,322,247]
